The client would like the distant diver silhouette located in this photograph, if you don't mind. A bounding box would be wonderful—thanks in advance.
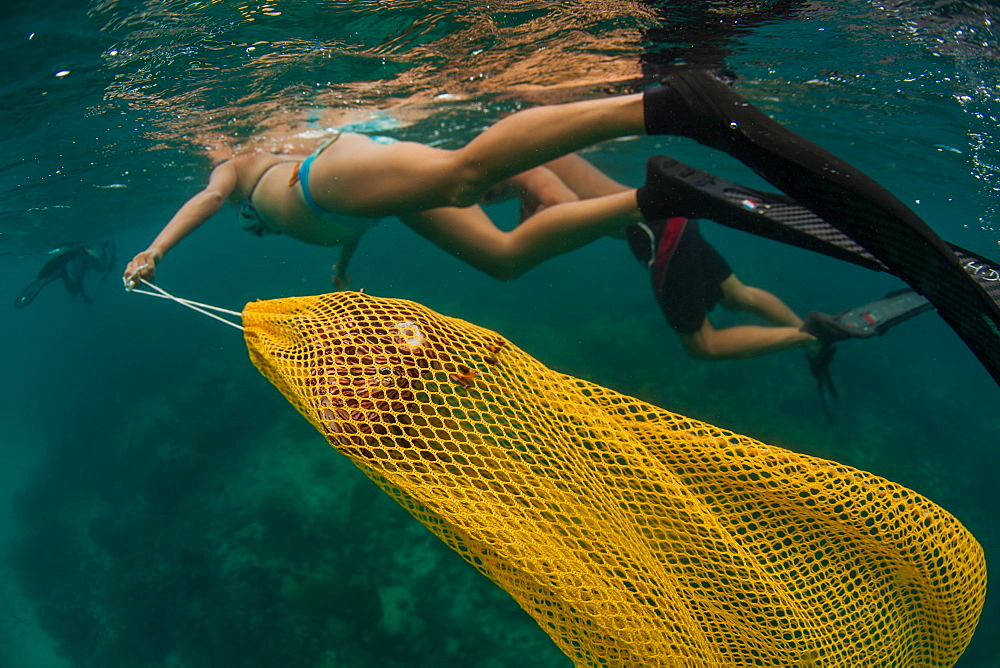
[15,240,116,309]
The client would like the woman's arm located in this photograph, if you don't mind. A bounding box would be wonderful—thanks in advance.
[124,161,240,286]
[332,235,362,288]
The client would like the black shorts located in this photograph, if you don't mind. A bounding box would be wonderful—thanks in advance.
[653,220,733,334]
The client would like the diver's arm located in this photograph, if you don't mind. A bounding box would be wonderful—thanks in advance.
[332,235,361,288]
[124,161,239,286]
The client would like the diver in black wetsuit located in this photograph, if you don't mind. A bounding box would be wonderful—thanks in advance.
[625,216,818,360]
[15,240,115,308]
[507,152,842,362]
[630,150,1000,389]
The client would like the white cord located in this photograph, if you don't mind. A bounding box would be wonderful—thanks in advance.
[124,269,244,331]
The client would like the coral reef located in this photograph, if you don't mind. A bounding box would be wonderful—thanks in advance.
[9,367,567,667]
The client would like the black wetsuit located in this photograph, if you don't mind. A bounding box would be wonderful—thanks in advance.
[631,217,733,335]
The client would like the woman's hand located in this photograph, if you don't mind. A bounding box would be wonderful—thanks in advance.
[123,249,162,288]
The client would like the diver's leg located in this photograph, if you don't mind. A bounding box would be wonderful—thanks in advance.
[718,274,804,328]
[331,72,901,222]
[400,190,642,281]
[542,154,631,199]
[680,317,815,361]
[455,68,889,212]
[493,155,631,221]
[336,71,923,227]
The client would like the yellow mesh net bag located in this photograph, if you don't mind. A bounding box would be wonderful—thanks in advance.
[243,291,985,667]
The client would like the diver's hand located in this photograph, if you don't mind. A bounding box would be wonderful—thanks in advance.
[124,249,161,288]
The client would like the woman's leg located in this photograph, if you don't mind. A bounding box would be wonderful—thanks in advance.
[400,190,642,281]
[450,94,645,193]
[311,101,642,217]
[329,95,642,214]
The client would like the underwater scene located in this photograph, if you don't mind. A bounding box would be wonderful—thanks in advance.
[2,0,999,665]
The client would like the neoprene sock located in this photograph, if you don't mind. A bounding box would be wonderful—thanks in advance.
[642,81,701,137]
[801,311,873,343]
[636,155,684,220]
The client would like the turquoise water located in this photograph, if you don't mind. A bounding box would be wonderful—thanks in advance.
[2,0,999,665]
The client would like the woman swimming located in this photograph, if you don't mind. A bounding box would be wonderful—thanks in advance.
[124,69,917,295]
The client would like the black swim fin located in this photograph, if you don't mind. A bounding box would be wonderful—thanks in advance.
[14,278,52,309]
[637,155,884,271]
[798,291,933,411]
[806,343,839,417]
[643,71,961,288]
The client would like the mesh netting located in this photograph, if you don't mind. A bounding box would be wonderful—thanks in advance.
[243,291,985,667]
